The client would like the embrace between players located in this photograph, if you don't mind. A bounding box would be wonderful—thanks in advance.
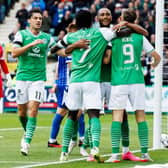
[12,7,160,163]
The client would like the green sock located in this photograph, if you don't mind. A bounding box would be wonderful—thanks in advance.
[121,120,129,147]
[111,121,121,153]
[138,121,148,153]
[88,122,93,149]
[82,127,90,149]
[71,121,78,141]
[19,116,28,131]
[62,118,75,153]
[90,117,101,147]
[25,117,37,144]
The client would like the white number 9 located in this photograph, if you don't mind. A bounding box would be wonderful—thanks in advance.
[123,44,134,64]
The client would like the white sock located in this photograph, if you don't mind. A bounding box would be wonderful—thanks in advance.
[49,139,56,143]
[79,136,84,141]
[112,153,120,159]
[122,147,129,154]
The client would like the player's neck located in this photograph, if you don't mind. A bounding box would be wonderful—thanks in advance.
[100,23,110,28]
[30,27,40,35]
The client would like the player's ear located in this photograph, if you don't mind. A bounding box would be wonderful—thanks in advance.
[28,19,31,25]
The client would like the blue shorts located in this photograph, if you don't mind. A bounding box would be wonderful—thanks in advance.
[56,85,68,108]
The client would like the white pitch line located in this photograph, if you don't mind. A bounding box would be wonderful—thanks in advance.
[14,150,141,168]
[0,126,50,131]
[0,161,42,164]
[13,157,88,168]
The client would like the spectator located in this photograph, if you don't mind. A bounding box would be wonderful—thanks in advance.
[112,3,122,24]
[54,10,73,35]
[16,2,28,30]
[31,0,46,11]
[164,23,168,45]
[50,2,67,31]
[41,10,51,33]
[90,4,97,21]
[72,0,89,13]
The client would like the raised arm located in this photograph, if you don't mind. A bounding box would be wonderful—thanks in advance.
[12,39,44,58]
[113,21,148,36]
[127,22,148,36]
[65,39,90,55]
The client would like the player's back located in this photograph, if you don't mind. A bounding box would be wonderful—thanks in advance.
[66,28,109,83]
[111,33,144,85]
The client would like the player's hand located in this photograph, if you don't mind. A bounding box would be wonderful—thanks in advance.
[74,39,90,49]
[30,39,44,47]
[151,57,160,68]
[113,21,128,32]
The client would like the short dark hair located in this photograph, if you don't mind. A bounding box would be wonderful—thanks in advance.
[122,9,137,23]
[75,10,92,29]
[28,8,43,19]
[67,23,78,32]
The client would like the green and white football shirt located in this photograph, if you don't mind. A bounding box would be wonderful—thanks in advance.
[62,27,116,83]
[111,33,154,85]
[13,29,55,81]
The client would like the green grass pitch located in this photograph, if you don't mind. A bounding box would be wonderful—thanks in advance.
[0,113,168,168]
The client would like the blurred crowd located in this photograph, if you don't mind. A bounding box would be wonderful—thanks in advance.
[0,0,168,85]
[0,0,19,23]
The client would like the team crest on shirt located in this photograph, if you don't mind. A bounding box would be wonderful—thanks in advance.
[29,46,43,57]
[32,47,40,53]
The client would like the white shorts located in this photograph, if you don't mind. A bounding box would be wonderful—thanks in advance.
[109,84,145,111]
[66,82,101,110]
[100,82,111,108]
[15,81,45,104]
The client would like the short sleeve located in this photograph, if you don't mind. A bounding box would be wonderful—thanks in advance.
[99,27,116,41]
[13,31,23,47]
[143,36,154,54]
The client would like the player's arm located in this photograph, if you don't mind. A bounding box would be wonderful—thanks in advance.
[65,39,90,55]
[150,51,161,68]
[51,38,89,55]
[113,21,148,36]
[50,35,69,57]
[12,40,44,58]
[50,44,67,57]
[103,44,112,64]
[143,36,161,68]
[126,22,148,36]
[12,32,44,58]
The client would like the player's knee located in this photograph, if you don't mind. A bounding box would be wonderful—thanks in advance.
[87,109,100,118]
[57,108,67,116]
[68,110,78,121]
